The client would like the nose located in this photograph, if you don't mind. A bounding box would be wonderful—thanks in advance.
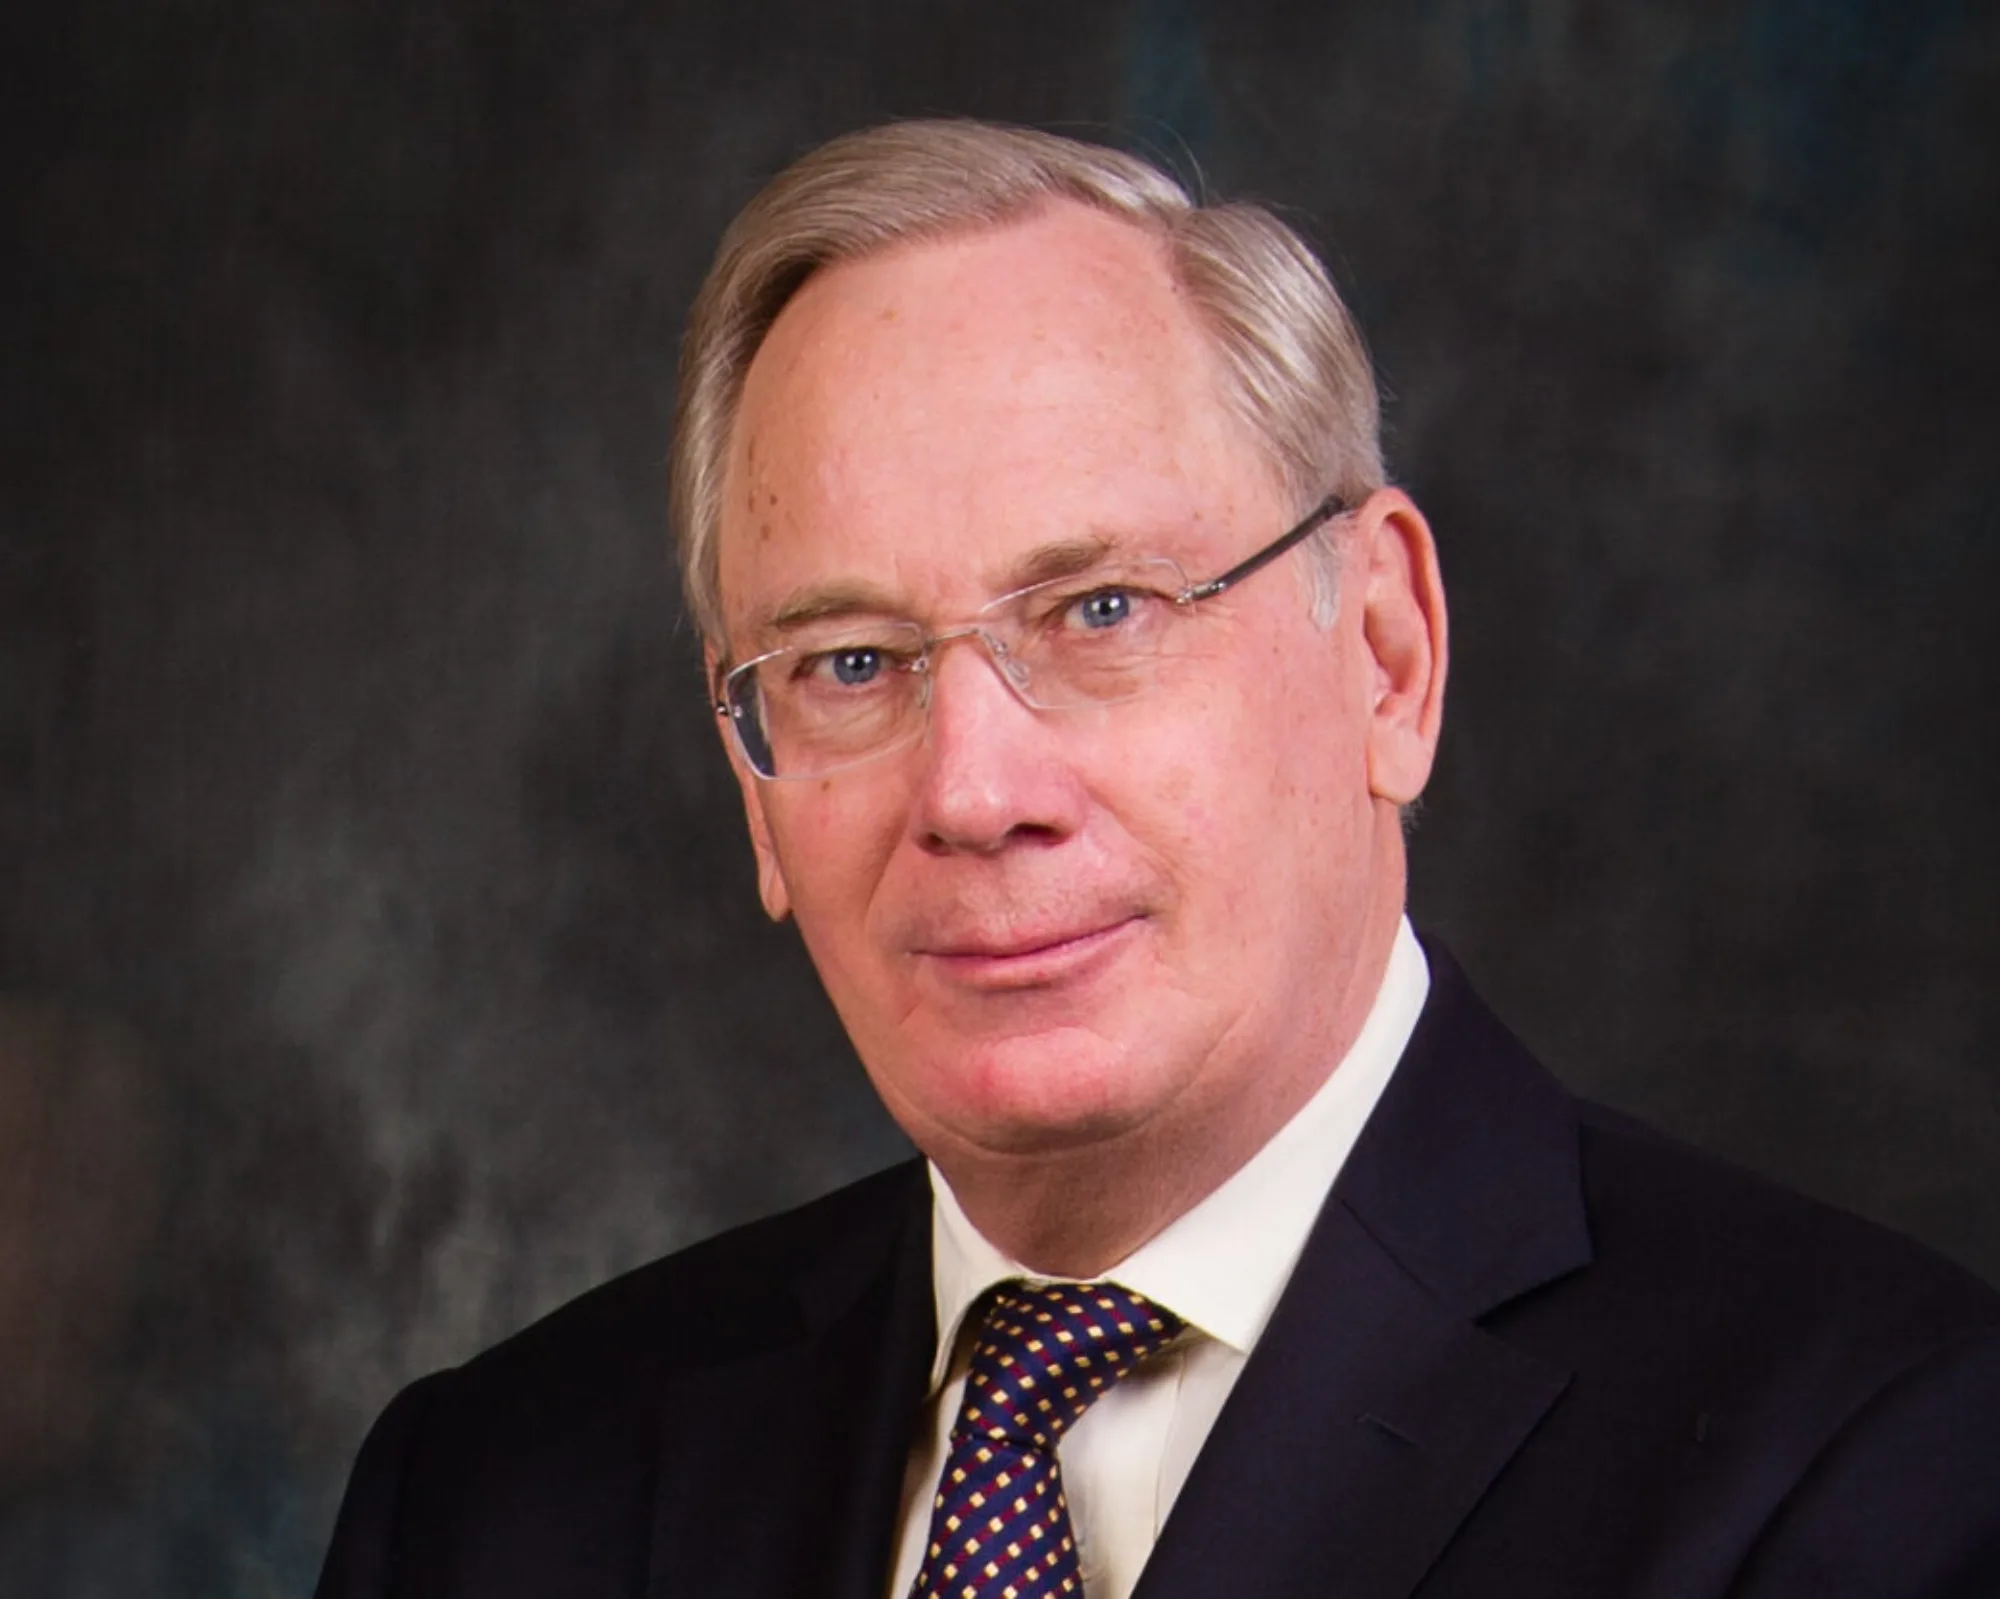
[908,633,1088,855]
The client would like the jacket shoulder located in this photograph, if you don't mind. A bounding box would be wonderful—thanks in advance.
[1560,1100,2000,1384]
[316,1161,927,1596]
[457,1157,926,1392]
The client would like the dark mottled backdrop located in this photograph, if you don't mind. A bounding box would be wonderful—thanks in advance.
[3,0,1995,1590]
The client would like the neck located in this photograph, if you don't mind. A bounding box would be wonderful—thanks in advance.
[941,1134,1226,1279]
[934,892,1406,1279]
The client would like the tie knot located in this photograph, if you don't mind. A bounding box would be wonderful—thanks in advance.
[955,1280,1183,1454]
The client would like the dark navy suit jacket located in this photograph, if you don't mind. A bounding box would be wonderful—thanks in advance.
[317,950,2000,1597]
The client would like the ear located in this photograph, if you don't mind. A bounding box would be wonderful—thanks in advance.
[1353,488,1448,806]
[705,643,793,922]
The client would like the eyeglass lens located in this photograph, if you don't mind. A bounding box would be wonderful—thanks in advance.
[727,560,1194,779]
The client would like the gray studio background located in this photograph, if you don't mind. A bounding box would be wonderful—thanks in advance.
[4,1,1996,1591]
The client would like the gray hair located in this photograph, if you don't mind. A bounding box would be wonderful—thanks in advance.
[670,119,1385,644]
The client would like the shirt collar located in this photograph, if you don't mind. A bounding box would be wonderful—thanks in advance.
[925,917,1431,1392]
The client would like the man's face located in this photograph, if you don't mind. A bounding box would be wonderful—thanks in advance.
[713,203,1440,1181]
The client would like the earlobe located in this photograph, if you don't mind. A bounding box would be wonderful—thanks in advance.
[747,794,793,922]
[1355,489,1449,806]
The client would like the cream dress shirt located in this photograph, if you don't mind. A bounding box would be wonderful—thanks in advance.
[886,918,1431,1599]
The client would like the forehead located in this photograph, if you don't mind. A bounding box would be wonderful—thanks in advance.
[717,203,1281,634]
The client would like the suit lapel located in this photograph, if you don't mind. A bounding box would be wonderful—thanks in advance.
[1134,1200,1571,1599]
[645,1165,935,1599]
[1136,945,1592,1599]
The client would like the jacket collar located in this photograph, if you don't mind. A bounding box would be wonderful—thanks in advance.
[1337,939,1593,1319]
[1134,942,1591,1599]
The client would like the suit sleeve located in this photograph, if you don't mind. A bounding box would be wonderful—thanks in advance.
[314,1374,447,1599]
[1732,1329,2000,1599]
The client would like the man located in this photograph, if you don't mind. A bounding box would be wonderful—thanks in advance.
[317,121,2000,1598]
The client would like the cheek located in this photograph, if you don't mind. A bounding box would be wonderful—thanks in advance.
[1125,630,1369,892]
[1149,622,1336,796]
[765,781,908,947]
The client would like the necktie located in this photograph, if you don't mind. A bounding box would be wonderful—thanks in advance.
[909,1279,1184,1599]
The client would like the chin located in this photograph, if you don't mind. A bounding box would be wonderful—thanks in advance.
[885,1024,1176,1159]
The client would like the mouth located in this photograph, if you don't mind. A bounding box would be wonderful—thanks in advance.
[916,916,1144,992]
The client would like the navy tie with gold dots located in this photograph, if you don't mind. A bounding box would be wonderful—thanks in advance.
[909,1280,1184,1599]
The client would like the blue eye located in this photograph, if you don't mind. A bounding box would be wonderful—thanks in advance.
[1072,589,1134,630]
[828,647,882,685]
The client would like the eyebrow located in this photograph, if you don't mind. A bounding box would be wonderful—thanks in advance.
[999,533,1125,591]
[759,582,907,636]
[751,532,1135,638]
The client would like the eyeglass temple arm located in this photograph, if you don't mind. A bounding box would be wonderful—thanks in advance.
[713,668,751,719]
[1178,494,1346,604]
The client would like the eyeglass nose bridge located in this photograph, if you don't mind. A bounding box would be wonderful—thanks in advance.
[910,622,1039,712]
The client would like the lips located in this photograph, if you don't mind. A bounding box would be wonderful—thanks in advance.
[914,915,1145,991]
